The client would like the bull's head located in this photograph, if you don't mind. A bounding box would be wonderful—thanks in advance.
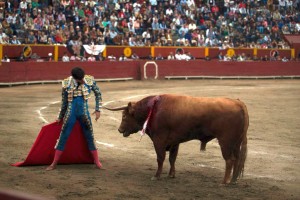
[104,102,141,137]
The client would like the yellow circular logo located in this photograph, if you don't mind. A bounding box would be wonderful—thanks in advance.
[23,46,32,58]
[123,47,132,57]
[227,48,235,57]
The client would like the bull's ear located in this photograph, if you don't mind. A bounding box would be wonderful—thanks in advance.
[128,102,135,115]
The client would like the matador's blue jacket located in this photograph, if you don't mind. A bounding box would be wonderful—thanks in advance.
[58,75,102,120]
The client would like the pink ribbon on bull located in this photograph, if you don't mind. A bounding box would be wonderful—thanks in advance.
[139,96,160,140]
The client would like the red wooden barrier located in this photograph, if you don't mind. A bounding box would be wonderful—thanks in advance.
[0,61,140,83]
[139,60,300,80]
[1,60,299,85]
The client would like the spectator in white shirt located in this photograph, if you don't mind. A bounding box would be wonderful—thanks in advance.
[142,29,151,43]
[223,54,232,61]
[109,29,118,41]
[62,52,70,62]
[0,29,7,40]
[20,0,28,12]
[175,51,182,60]
[175,51,190,60]
[10,35,21,44]
[167,52,175,60]
[188,21,197,31]
[1,55,10,62]
[295,23,300,32]
[166,7,173,16]
[119,54,127,61]
[186,0,195,8]
[129,36,137,46]
[128,23,136,35]
[278,0,286,10]
[282,56,289,62]
[178,24,189,38]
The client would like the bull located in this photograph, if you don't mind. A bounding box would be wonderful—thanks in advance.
[104,94,249,184]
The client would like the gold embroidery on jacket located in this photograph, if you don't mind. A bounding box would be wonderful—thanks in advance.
[62,75,95,102]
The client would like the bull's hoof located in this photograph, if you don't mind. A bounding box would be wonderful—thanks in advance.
[151,176,160,181]
[168,175,175,178]
[219,181,237,187]
[220,180,230,185]
[230,180,237,185]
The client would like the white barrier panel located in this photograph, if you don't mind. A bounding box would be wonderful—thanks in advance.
[143,61,158,79]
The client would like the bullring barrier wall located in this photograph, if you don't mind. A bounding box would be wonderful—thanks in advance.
[1,60,300,86]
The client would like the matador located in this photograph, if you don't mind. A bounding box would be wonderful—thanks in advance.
[46,67,103,170]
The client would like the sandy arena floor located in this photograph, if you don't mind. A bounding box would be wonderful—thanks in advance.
[0,79,299,200]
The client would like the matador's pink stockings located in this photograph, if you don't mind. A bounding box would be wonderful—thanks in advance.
[90,150,102,169]
[46,150,63,171]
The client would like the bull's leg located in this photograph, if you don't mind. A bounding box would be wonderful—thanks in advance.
[220,142,234,184]
[231,159,239,184]
[200,142,207,151]
[168,144,179,178]
[223,159,234,184]
[231,145,242,183]
[151,146,166,181]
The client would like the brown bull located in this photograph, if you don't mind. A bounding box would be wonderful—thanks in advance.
[105,94,249,184]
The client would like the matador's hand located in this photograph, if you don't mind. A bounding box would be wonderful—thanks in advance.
[93,111,101,121]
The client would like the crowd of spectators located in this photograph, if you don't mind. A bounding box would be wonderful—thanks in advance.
[0,0,299,59]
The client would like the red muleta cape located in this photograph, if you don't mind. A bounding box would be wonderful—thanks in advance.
[11,121,93,167]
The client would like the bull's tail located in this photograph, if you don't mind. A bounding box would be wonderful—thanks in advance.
[232,101,249,182]
[235,135,247,179]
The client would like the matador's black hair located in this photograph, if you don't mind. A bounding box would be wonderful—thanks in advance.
[71,67,85,80]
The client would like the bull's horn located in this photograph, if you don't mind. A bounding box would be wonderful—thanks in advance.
[102,106,127,111]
